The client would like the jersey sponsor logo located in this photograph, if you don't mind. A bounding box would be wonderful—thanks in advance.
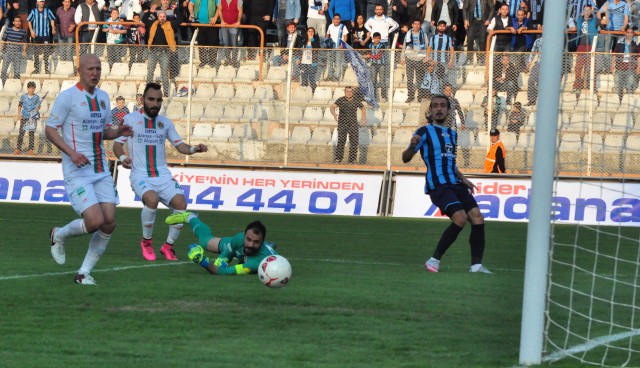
[441,143,455,158]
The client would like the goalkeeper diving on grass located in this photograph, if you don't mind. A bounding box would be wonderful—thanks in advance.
[165,212,279,275]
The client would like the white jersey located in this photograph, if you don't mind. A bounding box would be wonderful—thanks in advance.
[115,111,183,178]
[46,83,113,179]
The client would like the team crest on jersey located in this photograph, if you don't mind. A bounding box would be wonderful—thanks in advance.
[100,101,106,109]
[157,122,164,129]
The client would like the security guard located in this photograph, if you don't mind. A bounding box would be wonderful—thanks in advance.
[483,128,506,173]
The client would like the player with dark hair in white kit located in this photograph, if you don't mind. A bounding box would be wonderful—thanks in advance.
[113,82,208,262]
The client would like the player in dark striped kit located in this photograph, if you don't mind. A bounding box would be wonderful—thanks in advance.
[402,95,490,274]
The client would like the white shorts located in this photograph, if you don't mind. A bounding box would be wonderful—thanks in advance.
[130,175,185,208]
[65,174,119,216]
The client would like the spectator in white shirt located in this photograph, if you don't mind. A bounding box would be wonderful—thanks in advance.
[115,0,142,20]
[325,13,349,81]
[364,3,399,45]
[306,0,328,44]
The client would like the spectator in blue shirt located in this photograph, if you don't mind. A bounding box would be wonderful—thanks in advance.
[329,0,356,29]
[27,0,56,74]
[600,0,630,51]
[363,32,389,102]
[1,16,27,84]
[273,0,300,48]
[402,19,427,102]
[15,81,40,156]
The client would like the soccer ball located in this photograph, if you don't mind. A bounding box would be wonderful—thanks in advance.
[258,255,292,288]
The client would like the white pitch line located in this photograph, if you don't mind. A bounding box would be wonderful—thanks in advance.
[0,257,524,281]
[544,329,640,363]
[0,261,191,281]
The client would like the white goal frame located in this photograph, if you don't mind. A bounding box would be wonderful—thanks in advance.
[518,0,566,365]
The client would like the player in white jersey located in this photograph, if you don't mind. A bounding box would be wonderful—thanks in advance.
[113,83,208,261]
[45,54,133,285]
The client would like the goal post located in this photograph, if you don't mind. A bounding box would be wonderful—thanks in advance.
[518,0,567,365]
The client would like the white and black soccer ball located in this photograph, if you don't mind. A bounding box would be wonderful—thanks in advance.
[258,255,292,288]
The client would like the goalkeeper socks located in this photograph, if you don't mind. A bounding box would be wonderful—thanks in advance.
[79,230,110,275]
[141,206,157,239]
[189,218,215,247]
[56,219,87,240]
[470,224,486,265]
[433,223,463,260]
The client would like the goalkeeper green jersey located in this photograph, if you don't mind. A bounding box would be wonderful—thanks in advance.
[216,232,278,275]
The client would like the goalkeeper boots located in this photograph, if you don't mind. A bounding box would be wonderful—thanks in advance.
[165,211,197,225]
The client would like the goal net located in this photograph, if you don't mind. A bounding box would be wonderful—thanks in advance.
[536,11,640,366]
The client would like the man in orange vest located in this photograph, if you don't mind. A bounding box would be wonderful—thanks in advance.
[483,128,506,173]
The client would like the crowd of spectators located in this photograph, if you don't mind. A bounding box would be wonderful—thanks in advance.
[0,0,636,102]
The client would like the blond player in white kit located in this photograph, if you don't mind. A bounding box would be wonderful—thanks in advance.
[113,83,208,262]
[46,54,133,285]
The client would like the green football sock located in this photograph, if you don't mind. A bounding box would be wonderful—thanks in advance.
[188,217,215,247]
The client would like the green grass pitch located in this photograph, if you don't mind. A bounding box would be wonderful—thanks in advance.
[0,202,634,367]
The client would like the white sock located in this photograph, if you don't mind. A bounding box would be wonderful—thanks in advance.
[166,210,185,244]
[56,219,87,241]
[166,224,183,245]
[141,206,157,239]
[78,230,111,275]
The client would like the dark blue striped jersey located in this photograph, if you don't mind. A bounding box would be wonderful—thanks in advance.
[411,124,460,193]
[27,8,56,37]
[428,33,453,63]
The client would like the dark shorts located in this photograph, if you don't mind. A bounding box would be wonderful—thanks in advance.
[428,183,478,217]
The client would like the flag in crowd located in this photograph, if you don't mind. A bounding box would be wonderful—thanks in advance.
[341,40,379,109]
